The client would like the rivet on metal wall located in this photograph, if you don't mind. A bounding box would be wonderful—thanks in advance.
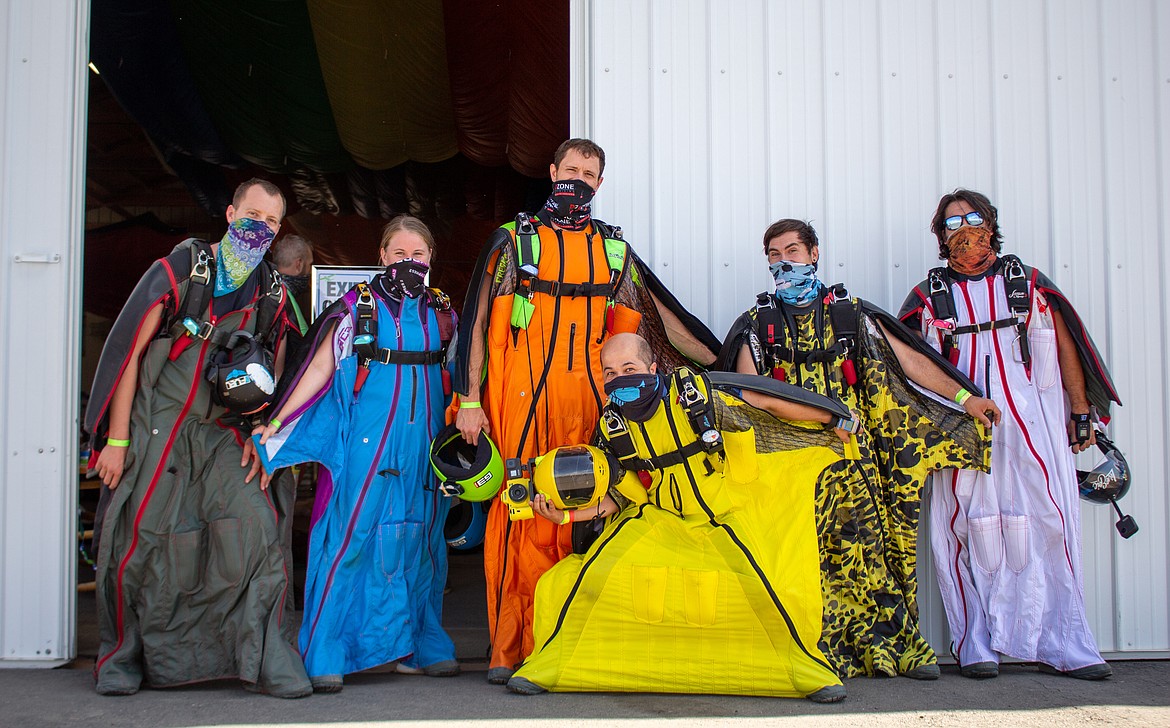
[891,72,897,77]
[948,73,953,79]
[662,68,668,73]
[1057,75,1063,80]
[1003,74,1009,79]
[777,70,783,75]
[604,67,610,72]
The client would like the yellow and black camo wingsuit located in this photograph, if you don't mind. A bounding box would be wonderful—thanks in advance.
[724,298,990,678]
[513,372,844,697]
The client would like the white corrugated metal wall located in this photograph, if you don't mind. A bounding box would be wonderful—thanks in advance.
[0,0,89,665]
[571,0,1169,657]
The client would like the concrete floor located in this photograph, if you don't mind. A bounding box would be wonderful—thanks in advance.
[47,527,1170,727]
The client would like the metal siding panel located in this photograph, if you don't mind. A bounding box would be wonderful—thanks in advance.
[759,0,828,325]
[647,0,712,321]
[586,0,653,257]
[709,0,769,336]
[936,0,997,198]
[822,0,884,300]
[1099,0,1168,652]
[879,0,941,315]
[1155,0,1170,664]
[1045,0,1117,652]
[575,0,1170,657]
[0,0,86,664]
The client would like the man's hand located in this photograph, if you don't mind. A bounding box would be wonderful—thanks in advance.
[964,396,1002,428]
[241,434,272,490]
[456,404,489,445]
[95,444,128,489]
[532,493,566,525]
[1068,414,1097,454]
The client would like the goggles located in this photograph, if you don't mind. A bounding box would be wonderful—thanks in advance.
[944,211,985,231]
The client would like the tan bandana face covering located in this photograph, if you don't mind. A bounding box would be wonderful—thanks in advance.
[947,225,996,276]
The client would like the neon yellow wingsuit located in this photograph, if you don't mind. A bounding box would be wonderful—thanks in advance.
[513,370,846,697]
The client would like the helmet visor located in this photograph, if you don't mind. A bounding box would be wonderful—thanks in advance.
[550,446,601,507]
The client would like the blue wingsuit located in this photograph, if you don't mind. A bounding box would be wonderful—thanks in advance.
[257,279,457,680]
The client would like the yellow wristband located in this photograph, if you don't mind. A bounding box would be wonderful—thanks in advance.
[106,438,130,447]
[460,401,482,410]
[269,418,282,430]
[560,510,571,525]
[954,388,973,406]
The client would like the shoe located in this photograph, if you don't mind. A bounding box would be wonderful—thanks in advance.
[394,662,423,675]
[959,661,999,679]
[423,659,461,677]
[903,663,941,680]
[95,685,139,696]
[486,666,514,685]
[806,684,847,703]
[311,675,344,693]
[506,676,546,695]
[1038,662,1113,680]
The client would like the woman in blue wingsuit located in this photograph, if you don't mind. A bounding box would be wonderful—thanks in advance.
[255,215,459,692]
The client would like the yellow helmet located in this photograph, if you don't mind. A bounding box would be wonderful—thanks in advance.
[532,445,616,511]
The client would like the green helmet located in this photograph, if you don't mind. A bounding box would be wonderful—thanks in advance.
[429,423,504,502]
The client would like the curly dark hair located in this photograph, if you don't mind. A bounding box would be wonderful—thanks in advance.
[930,189,1002,260]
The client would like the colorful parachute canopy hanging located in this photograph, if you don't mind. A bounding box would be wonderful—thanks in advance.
[89,0,570,218]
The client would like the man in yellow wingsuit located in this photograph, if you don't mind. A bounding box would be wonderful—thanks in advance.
[451,140,722,683]
[505,333,856,702]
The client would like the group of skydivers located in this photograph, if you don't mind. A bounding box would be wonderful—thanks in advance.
[85,138,1126,702]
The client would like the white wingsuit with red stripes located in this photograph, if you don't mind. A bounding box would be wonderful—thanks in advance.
[913,270,1105,671]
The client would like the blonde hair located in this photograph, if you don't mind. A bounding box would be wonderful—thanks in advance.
[380,215,436,260]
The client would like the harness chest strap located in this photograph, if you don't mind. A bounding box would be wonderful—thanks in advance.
[752,286,859,384]
[926,255,1032,368]
[509,212,629,331]
[600,370,722,477]
[166,240,285,349]
[350,281,453,395]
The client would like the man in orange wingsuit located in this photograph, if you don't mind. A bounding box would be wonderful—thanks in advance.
[451,138,722,683]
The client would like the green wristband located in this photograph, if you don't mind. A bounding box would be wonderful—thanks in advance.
[954,388,973,406]
[106,438,130,447]
[269,418,282,430]
[459,401,482,409]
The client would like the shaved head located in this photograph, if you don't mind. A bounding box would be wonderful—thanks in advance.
[601,333,655,381]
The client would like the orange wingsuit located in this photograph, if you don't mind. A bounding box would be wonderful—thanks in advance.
[479,221,638,673]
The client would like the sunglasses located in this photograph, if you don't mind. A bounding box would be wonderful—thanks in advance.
[944,211,985,231]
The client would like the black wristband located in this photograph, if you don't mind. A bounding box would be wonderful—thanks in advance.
[1071,413,1092,445]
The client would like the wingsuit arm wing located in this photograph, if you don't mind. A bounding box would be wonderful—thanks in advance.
[1030,269,1121,416]
[451,228,513,397]
[84,247,192,441]
[714,311,757,373]
[616,248,721,372]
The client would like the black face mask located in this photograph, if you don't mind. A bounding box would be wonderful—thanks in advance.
[382,258,429,299]
[604,372,664,422]
[542,179,595,231]
[283,273,310,297]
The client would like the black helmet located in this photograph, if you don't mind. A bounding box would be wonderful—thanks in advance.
[1077,433,1139,539]
[205,330,277,415]
[1077,434,1131,504]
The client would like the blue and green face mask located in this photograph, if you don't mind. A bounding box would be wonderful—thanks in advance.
[770,260,822,306]
[604,372,665,422]
[215,217,276,296]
